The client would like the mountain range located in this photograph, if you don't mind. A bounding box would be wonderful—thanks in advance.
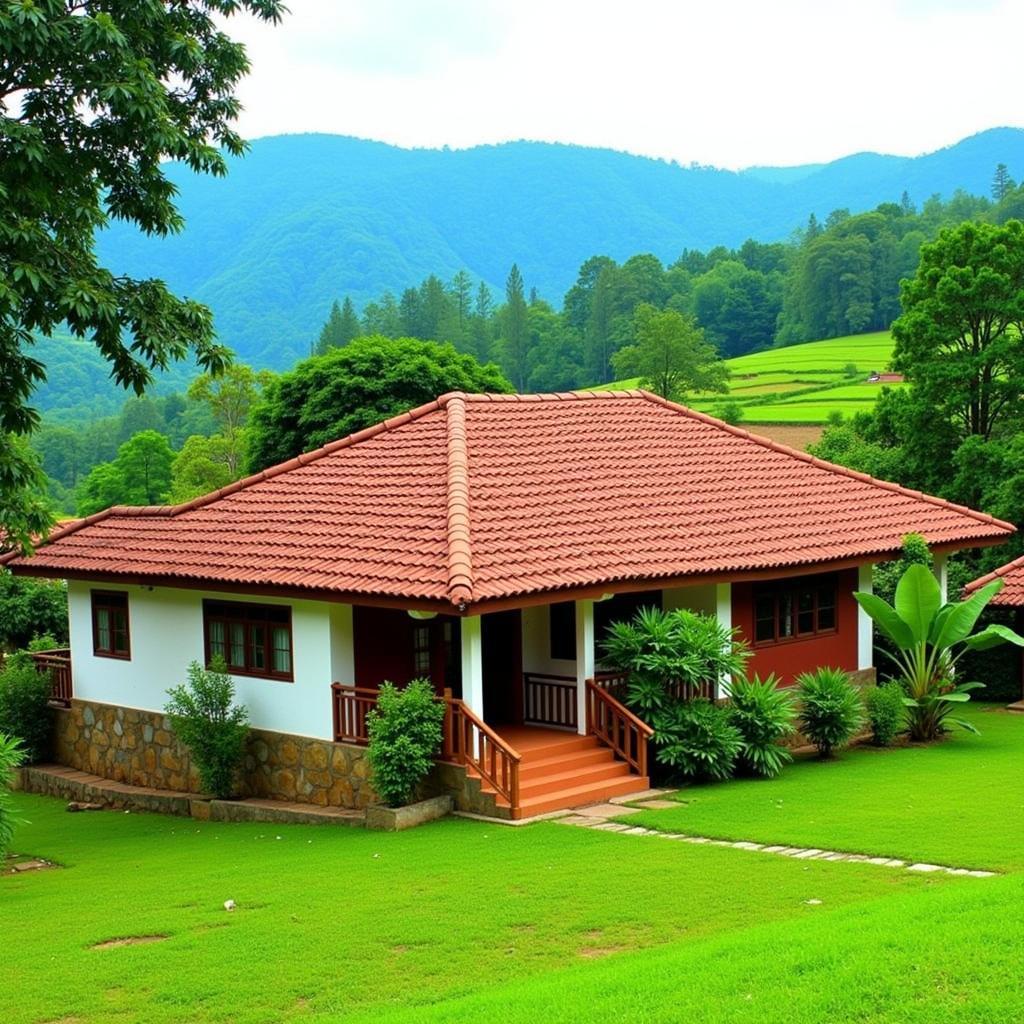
[68,125,1024,381]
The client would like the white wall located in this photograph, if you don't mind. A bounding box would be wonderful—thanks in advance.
[67,581,353,740]
[521,603,577,677]
[663,583,718,616]
[857,563,874,672]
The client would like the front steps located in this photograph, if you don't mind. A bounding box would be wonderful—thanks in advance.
[475,730,650,818]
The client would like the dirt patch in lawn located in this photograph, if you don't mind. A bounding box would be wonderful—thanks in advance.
[578,945,626,959]
[2,854,59,875]
[91,934,168,950]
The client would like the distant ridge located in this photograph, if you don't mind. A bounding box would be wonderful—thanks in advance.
[93,126,1024,370]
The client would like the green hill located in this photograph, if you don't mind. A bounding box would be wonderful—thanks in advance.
[93,128,1024,370]
[594,331,899,424]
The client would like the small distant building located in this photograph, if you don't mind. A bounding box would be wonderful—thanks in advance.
[965,556,1024,710]
[867,372,904,383]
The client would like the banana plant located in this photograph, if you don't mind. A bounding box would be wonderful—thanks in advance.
[854,564,1024,741]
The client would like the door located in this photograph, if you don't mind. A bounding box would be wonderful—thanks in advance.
[481,609,523,725]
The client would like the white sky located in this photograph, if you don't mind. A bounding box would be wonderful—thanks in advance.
[228,0,1024,170]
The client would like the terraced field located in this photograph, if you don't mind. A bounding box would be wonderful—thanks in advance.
[595,331,901,431]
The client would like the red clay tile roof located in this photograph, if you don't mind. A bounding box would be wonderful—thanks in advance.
[964,555,1024,606]
[3,391,1014,610]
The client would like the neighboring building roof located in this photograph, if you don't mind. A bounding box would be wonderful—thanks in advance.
[964,555,1024,606]
[3,391,1014,611]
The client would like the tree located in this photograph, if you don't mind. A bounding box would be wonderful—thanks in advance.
[497,264,529,390]
[0,570,68,650]
[992,163,1016,202]
[0,0,284,552]
[187,364,270,476]
[891,219,1024,440]
[471,282,494,361]
[611,305,728,402]
[447,270,474,350]
[169,435,234,503]
[315,299,360,353]
[246,336,513,471]
[76,430,175,516]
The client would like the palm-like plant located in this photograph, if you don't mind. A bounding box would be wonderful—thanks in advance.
[854,564,1024,741]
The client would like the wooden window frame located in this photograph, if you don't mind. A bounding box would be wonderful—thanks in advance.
[753,574,838,647]
[202,600,294,682]
[91,590,131,660]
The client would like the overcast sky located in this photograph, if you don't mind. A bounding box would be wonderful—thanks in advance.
[228,0,1023,170]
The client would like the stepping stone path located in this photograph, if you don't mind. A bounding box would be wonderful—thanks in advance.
[555,799,998,878]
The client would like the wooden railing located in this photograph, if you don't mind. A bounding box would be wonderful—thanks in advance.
[523,672,577,730]
[31,648,72,707]
[330,683,379,746]
[594,669,717,702]
[441,690,521,811]
[585,677,654,777]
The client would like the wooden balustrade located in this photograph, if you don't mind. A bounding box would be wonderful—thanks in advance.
[31,649,72,707]
[523,673,578,730]
[594,669,717,702]
[441,689,521,810]
[330,683,380,746]
[584,677,654,777]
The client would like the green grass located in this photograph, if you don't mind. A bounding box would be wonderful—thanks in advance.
[3,700,1018,1022]
[622,704,1023,872]
[594,331,898,424]
[0,797,941,1024]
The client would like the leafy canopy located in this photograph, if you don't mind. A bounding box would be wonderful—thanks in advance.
[246,336,513,471]
[76,429,174,516]
[0,0,284,551]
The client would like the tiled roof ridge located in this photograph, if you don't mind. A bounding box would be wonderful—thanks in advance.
[0,394,458,566]
[444,394,474,607]
[963,553,1024,596]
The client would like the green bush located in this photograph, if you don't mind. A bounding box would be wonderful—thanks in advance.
[601,606,750,717]
[726,674,796,778]
[796,667,864,758]
[0,660,54,762]
[0,570,68,652]
[652,698,742,782]
[866,683,906,746]
[0,733,26,857]
[366,680,445,807]
[165,659,250,798]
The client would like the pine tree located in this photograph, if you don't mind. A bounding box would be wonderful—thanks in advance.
[500,264,529,391]
[315,300,344,355]
[583,266,615,383]
[471,282,494,361]
[449,270,474,349]
[338,297,361,346]
[805,212,822,240]
[992,163,1016,201]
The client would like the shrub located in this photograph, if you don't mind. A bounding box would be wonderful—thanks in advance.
[0,570,68,651]
[366,680,445,807]
[601,606,750,717]
[726,674,796,778]
[0,660,54,762]
[866,683,905,746]
[855,563,1024,741]
[796,667,864,758]
[165,659,250,798]
[0,733,25,857]
[652,698,742,782]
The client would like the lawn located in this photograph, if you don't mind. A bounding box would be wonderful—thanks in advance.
[622,703,1023,872]
[1,797,942,1024]
[2,701,1019,1022]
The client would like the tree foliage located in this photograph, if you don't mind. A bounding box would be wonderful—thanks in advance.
[0,0,284,551]
[246,336,512,471]
[0,569,67,651]
[76,430,175,516]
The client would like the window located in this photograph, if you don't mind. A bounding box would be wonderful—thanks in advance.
[412,624,432,677]
[549,592,663,661]
[753,575,837,645]
[92,591,130,659]
[203,600,293,680]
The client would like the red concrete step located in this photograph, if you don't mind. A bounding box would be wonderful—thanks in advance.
[516,734,598,761]
[518,760,632,799]
[518,746,614,778]
[513,774,651,817]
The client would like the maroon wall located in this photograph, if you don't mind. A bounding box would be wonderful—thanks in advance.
[732,568,859,685]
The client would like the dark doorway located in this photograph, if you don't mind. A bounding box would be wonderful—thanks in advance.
[482,609,523,725]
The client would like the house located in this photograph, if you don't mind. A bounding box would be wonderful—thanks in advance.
[965,556,1024,710]
[3,391,1014,818]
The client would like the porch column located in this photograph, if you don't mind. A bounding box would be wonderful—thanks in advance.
[460,615,484,719]
[933,553,949,604]
[574,599,595,735]
[715,583,732,698]
[857,563,874,671]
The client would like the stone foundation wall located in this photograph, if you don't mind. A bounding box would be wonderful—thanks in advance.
[52,699,379,809]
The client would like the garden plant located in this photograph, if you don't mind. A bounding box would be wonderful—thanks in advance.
[366,679,445,807]
[0,733,25,858]
[865,682,906,746]
[0,653,54,763]
[165,659,250,798]
[725,674,796,777]
[795,667,864,757]
[854,564,1024,741]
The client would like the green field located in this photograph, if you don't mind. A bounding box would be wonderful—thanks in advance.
[3,702,1021,1023]
[596,331,902,424]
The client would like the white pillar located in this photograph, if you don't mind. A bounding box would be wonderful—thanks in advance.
[933,553,948,604]
[328,604,354,683]
[461,615,484,719]
[575,599,595,735]
[715,583,732,697]
[857,563,874,671]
